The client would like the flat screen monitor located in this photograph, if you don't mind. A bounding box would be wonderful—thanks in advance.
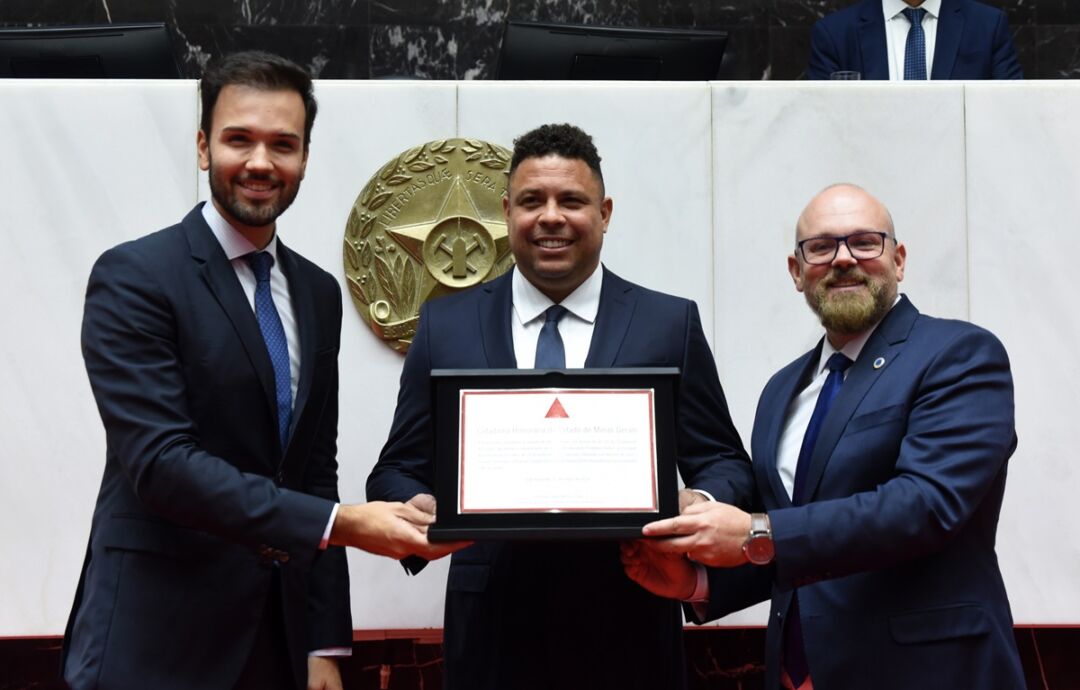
[0,23,180,78]
[496,21,727,80]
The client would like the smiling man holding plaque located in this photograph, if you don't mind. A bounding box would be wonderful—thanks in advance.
[367,123,753,689]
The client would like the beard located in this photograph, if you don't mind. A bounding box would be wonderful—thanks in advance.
[207,154,300,229]
[805,267,895,335]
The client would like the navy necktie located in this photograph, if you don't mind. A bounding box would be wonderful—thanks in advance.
[784,351,853,687]
[534,305,568,369]
[246,252,292,451]
[902,7,928,80]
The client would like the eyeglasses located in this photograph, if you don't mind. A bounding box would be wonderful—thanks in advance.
[797,231,893,265]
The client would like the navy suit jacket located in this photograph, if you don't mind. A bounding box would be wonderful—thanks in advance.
[700,297,1024,689]
[807,0,1023,80]
[368,268,753,690]
[62,205,351,690]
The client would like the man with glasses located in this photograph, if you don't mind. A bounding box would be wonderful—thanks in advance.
[622,183,1024,689]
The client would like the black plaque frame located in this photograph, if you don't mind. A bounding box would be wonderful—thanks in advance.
[428,368,680,541]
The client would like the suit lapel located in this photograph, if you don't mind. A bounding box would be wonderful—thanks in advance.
[932,0,963,79]
[584,268,636,368]
[761,348,821,509]
[277,240,313,455]
[478,271,517,368]
[858,0,890,80]
[801,297,919,501]
[184,206,279,421]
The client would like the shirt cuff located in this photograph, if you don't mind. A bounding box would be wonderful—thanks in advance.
[320,503,339,550]
[309,647,352,657]
[685,563,710,603]
[691,489,716,502]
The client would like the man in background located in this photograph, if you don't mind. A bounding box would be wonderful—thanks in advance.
[624,183,1024,689]
[807,0,1023,80]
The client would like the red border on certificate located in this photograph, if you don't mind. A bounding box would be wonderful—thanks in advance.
[458,388,658,513]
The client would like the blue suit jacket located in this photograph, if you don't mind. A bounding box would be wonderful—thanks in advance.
[368,268,753,689]
[62,205,351,690]
[807,0,1023,80]
[701,297,1024,689]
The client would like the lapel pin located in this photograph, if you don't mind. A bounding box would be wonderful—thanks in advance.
[873,356,885,369]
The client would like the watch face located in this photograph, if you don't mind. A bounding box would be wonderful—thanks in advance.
[744,536,774,565]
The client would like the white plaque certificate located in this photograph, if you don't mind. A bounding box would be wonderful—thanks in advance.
[457,388,658,513]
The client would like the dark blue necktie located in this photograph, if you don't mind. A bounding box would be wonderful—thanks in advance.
[534,305,568,369]
[246,252,292,451]
[784,351,853,687]
[903,7,928,80]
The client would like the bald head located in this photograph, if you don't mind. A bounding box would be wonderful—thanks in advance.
[795,183,895,245]
[788,183,906,348]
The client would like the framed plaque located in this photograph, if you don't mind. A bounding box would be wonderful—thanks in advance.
[427,368,680,541]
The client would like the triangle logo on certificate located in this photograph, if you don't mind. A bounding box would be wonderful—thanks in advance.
[545,398,569,418]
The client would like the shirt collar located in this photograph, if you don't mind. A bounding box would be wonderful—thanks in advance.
[201,200,280,262]
[883,0,940,20]
[816,294,903,375]
[511,264,603,325]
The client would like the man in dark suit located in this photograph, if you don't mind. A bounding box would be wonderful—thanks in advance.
[62,51,450,690]
[367,123,754,689]
[807,0,1023,80]
[623,183,1024,689]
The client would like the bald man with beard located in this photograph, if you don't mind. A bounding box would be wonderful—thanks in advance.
[623,184,1025,690]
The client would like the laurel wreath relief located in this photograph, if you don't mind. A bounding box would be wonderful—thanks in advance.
[343,138,510,343]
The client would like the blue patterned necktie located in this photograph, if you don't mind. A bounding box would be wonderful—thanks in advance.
[784,351,853,687]
[534,305,568,369]
[246,252,292,451]
[902,7,928,80]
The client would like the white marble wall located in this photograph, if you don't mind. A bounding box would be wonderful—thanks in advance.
[964,82,1080,625]
[0,80,1075,635]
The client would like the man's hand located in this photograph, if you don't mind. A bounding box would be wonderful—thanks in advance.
[641,501,753,567]
[307,656,343,690]
[407,492,437,516]
[620,540,698,600]
[678,488,708,513]
[329,501,469,561]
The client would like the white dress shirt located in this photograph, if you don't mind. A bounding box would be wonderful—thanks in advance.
[511,264,603,368]
[883,0,941,80]
[201,202,300,402]
[201,203,345,637]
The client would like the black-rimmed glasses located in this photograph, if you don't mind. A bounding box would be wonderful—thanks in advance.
[797,231,892,265]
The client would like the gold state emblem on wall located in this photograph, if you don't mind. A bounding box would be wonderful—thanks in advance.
[343,138,515,352]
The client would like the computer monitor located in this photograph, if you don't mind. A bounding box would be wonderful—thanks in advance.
[496,21,727,80]
[0,23,180,78]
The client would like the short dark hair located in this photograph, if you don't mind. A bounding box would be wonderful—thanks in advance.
[509,123,604,192]
[199,50,317,149]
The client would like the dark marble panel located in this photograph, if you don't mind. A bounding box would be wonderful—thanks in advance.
[99,0,369,27]
[1029,628,1080,688]
[769,24,814,79]
[0,0,101,24]
[991,0,1036,27]
[1038,0,1080,24]
[339,638,445,689]
[639,0,769,28]
[768,0,853,28]
[1034,24,1080,78]
[503,0,643,26]
[371,20,503,78]
[685,628,767,690]
[717,26,772,80]
[173,24,371,78]
[1010,24,1038,78]
[371,0,509,27]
